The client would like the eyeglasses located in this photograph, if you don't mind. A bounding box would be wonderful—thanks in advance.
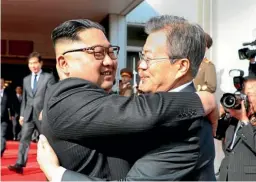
[138,52,179,68]
[62,45,120,60]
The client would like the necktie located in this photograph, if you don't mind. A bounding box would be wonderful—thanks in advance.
[33,74,37,94]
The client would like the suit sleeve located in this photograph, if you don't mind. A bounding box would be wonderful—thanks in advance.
[240,122,256,153]
[48,88,205,141]
[204,64,217,93]
[20,78,26,117]
[47,74,57,88]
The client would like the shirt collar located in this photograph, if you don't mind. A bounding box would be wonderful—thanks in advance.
[168,81,193,92]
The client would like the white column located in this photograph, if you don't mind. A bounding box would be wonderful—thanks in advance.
[197,0,213,60]
[109,14,127,78]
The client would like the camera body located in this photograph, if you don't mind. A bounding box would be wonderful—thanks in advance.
[238,39,256,60]
[215,69,250,140]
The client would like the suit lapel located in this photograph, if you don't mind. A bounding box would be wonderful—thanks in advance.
[27,74,33,97]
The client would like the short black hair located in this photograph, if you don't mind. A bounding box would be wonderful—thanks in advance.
[51,19,106,46]
[28,52,42,62]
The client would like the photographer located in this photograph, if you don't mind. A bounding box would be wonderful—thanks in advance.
[219,75,256,181]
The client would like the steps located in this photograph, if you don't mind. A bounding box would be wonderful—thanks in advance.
[1,141,46,181]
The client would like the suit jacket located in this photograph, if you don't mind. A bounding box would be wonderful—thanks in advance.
[219,119,256,181]
[13,94,22,118]
[1,89,14,122]
[21,71,56,123]
[61,82,215,181]
[42,78,207,181]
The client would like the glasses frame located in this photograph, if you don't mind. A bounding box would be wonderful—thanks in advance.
[62,45,120,60]
[138,52,183,68]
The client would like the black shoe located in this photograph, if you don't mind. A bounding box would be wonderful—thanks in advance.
[8,164,23,174]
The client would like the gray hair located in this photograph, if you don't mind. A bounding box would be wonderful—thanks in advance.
[145,15,206,77]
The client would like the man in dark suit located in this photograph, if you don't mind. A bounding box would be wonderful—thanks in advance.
[12,86,23,141]
[37,17,217,181]
[1,78,14,157]
[219,75,256,181]
[8,52,56,174]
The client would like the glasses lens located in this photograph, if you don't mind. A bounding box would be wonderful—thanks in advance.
[108,47,119,59]
[94,46,105,60]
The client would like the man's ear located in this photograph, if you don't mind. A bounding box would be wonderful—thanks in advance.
[176,58,190,78]
[56,55,69,76]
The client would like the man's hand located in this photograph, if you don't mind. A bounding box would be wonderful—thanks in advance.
[197,91,218,136]
[227,101,249,124]
[19,117,24,126]
[37,135,60,181]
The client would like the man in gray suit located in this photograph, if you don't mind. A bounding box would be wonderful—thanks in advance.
[37,16,216,181]
[8,52,56,174]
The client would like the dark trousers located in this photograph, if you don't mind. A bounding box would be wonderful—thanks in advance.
[12,116,21,139]
[16,120,41,166]
[1,121,8,156]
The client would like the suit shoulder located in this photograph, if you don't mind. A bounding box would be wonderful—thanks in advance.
[43,72,52,76]
[43,72,54,79]
[24,74,31,81]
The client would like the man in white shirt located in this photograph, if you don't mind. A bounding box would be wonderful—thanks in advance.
[8,52,56,173]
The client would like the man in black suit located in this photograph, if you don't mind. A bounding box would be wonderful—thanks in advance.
[8,52,56,174]
[1,78,14,157]
[37,17,217,181]
[219,75,256,181]
[12,86,23,141]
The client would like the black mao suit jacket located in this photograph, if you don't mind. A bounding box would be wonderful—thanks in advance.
[41,78,209,181]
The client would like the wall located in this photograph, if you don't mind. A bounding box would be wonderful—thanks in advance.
[146,0,198,23]
[1,31,55,58]
[212,0,256,96]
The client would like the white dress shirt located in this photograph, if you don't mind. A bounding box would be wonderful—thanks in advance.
[0,88,4,98]
[169,81,193,92]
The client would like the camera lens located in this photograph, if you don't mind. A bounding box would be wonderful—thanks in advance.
[223,95,236,108]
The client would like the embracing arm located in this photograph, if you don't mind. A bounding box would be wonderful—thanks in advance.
[47,83,209,141]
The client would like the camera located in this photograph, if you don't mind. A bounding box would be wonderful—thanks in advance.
[220,69,249,111]
[238,39,256,60]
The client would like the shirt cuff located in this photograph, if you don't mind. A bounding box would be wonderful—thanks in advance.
[51,166,66,182]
